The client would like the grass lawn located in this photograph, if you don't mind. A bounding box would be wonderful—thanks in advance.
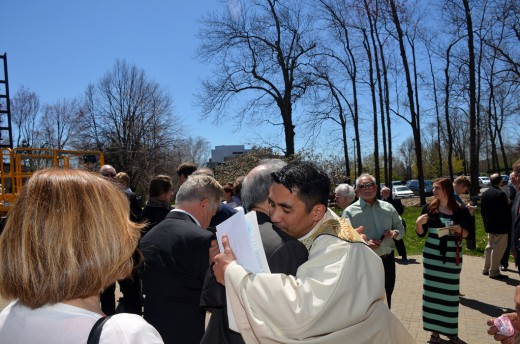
[401,205,488,257]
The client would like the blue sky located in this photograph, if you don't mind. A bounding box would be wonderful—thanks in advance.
[2,1,417,159]
[1,0,280,151]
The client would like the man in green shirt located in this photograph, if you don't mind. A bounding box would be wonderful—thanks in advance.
[343,173,405,309]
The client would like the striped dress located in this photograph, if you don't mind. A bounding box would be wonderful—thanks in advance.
[420,206,470,337]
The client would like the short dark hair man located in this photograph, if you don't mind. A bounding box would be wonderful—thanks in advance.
[213,161,413,343]
[176,162,198,185]
[140,175,223,344]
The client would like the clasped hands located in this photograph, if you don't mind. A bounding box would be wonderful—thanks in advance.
[367,229,398,250]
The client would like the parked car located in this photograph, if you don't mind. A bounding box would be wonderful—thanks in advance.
[424,180,434,196]
[406,179,433,196]
[406,179,419,191]
[392,185,414,199]
[478,176,491,187]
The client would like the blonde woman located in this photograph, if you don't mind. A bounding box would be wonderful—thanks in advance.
[0,169,163,343]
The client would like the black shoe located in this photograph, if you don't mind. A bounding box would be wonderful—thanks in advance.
[490,274,508,280]
[501,265,508,271]
[482,271,489,275]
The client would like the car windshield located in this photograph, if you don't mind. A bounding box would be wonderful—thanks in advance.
[395,186,409,191]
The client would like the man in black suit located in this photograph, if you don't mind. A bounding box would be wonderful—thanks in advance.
[481,173,511,279]
[200,159,309,344]
[511,160,520,277]
[140,174,223,344]
[114,172,143,315]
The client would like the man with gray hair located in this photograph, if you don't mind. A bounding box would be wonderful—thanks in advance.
[343,173,405,309]
[200,159,308,344]
[334,183,356,213]
[140,175,223,344]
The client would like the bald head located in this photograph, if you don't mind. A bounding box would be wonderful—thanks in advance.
[100,165,116,179]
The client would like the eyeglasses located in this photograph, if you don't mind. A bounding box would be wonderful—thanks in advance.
[358,182,375,189]
[102,173,116,177]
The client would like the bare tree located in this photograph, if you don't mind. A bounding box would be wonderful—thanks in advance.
[41,98,81,149]
[178,137,212,167]
[317,0,363,176]
[387,0,427,204]
[79,60,182,193]
[10,86,40,147]
[398,137,415,180]
[197,0,318,156]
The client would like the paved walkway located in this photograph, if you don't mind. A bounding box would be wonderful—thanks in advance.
[393,254,517,344]
[0,255,515,343]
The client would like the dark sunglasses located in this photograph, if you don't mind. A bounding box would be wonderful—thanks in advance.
[358,182,375,189]
[102,173,116,177]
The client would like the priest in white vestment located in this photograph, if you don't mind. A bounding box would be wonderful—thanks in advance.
[213,161,414,344]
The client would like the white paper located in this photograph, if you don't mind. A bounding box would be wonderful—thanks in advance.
[216,208,271,274]
[437,227,450,238]
[215,209,271,331]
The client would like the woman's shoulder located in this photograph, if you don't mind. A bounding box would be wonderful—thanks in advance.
[102,314,164,343]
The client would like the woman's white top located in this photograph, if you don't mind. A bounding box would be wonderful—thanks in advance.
[0,300,163,343]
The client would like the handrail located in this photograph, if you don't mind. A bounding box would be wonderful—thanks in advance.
[0,148,105,215]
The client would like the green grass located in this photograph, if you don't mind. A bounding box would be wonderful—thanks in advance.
[401,205,488,257]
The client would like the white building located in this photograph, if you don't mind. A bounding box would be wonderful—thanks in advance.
[207,145,249,168]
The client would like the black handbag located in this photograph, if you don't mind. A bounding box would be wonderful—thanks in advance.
[87,316,113,344]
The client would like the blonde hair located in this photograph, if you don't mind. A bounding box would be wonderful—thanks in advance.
[0,168,143,308]
[115,171,130,188]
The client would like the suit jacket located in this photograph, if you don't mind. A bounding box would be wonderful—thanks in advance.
[124,189,142,223]
[140,210,215,344]
[481,185,511,234]
[200,211,309,344]
[511,193,520,265]
[210,203,237,228]
[383,197,404,216]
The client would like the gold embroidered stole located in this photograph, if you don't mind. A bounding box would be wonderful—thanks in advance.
[301,217,366,250]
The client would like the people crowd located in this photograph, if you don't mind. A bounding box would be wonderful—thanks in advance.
[0,158,519,343]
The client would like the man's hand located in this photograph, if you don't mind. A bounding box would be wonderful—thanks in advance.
[382,229,399,239]
[487,286,520,343]
[213,234,236,285]
[486,313,518,343]
[355,225,368,242]
[209,239,219,264]
[367,239,381,250]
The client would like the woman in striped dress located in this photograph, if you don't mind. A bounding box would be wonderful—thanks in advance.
[415,178,471,344]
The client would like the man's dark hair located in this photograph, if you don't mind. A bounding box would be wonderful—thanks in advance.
[271,161,330,212]
[148,175,173,198]
[176,162,197,177]
[490,173,502,186]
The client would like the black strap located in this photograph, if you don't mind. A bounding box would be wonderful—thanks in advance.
[87,315,112,344]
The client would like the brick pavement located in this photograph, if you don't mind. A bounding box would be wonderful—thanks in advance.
[393,255,517,344]
[0,255,515,343]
